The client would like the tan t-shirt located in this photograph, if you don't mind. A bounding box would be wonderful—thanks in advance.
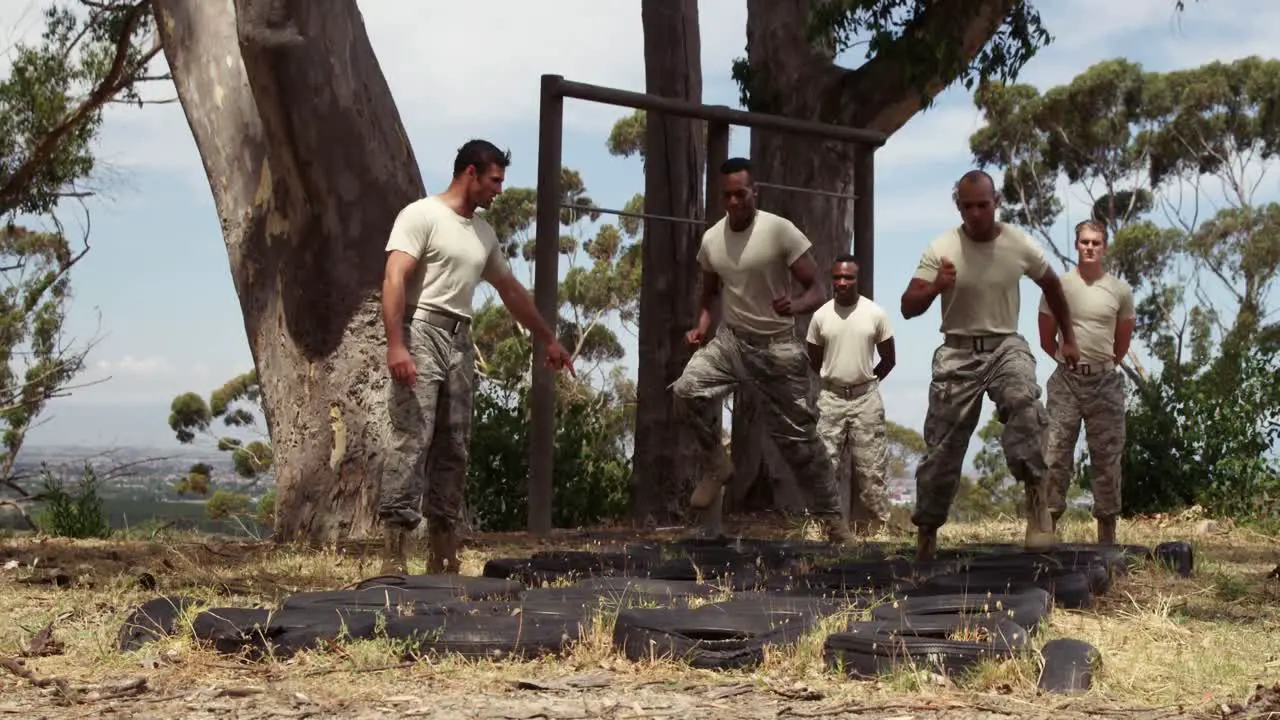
[911,223,1049,335]
[697,210,812,335]
[1038,268,1136,365]
[384,196,512,321]
[805,296,893,385]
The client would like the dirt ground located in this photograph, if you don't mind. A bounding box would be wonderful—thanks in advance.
[2,514,1278,719]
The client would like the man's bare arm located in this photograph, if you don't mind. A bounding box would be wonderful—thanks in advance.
[382,250,418,349]
[806,341,824,374]
[901,278,941,319]
[695,270,721,332]
[874,338,896,381]
[490,272,557,346]
[1033,269,1077,345]
[1037,310,1059,359]
[1114,316,1136,364]
[787,251,825,314]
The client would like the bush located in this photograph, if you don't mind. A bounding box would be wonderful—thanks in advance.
[36,462,111,539]
[1122,345,1280,522]
[466,377,630,532]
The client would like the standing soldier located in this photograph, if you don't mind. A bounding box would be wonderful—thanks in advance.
[1038,219,1136,545]
[900,170,1080,561]
[806,255,897,533]
[672,157,856,545]
[379,139,574,575]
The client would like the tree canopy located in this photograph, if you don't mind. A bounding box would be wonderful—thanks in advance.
[970,55,1280,522]
[0,0,159,527]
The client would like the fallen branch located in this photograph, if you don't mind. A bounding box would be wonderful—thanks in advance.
[0,656,147,704]
[20,623,64,658]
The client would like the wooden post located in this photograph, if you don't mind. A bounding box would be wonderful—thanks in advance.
[853,146,875,300]
[528,74,564,539]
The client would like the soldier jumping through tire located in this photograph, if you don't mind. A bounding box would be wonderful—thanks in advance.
[378,139,575,575]
[671,157,857,546]
[806,254,897,535]
[1038,219,1136,545]
[900,169,1080,562]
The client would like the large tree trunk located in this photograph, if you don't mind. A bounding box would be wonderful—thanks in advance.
[152,0,424,545]
[631,0,711,525]
[729,0,1017,514]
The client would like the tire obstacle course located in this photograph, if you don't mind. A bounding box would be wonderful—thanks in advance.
[115,537,1195,689]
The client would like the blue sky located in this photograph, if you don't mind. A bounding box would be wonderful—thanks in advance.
[3,0,1277,455]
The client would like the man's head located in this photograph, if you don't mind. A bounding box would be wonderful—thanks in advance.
[721,157,757,228]
[1075,219,1109,265]
[952,169,1000,240]
[831,253,859,305]
[452,139,511,209]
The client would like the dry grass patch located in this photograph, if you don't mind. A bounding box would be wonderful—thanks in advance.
[1,515,1277,718]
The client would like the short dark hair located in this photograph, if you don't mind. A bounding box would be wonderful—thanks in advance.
[453,139,512,178]
[954,168,997,196]
[833,253,857,264]
[720,157,752,176]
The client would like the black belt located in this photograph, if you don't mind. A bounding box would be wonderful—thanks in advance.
[1062,361,1115,376]
[943,333,1011,353]
[727,326,794,347]
[821,378,876,399]
[420,310,469,335]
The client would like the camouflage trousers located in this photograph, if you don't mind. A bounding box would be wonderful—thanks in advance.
[671,327,843,517]
[816,379,891,523]
[1045,364,1126,518]
[378,315,476,533]
[912,333,1049,530]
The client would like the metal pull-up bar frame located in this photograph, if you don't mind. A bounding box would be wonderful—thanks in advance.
[526,73,888,538]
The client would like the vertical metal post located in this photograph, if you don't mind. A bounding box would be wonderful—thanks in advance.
[528,74,563,539]
[705,118,730,223]
[853,146,875,301]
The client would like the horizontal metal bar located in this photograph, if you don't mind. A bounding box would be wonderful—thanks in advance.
[546,75,888,147]
[755,181,859,201]
[560,203,708,226]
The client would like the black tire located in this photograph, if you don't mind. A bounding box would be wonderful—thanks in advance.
[280,587,459,614]
[572,577,722,604]
[529,549,655,574]
[698,591,851,618]
[764,558,919,598]
[870,588,1052,635]
[354,574,524,600]
[191,606,379,660]
[646,557,763,590]
[961,552,1110,595]
[612,604,820,669]
[1154,541,1194,577]
[932,543,1026,560]
[382,612,584,660]
[1051,543,1148,573]
[481,558,529,580]
[1038,637,1100,694]
[435,599,589,621]
[824,616,1029,678]
[917,567,1093,609]
[116,595,201,652]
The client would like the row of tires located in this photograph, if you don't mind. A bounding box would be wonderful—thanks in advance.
[114,538,1194,682]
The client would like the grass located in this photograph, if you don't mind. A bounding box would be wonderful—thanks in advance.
[1,511,1278,719]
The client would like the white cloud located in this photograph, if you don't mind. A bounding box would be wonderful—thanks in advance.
[73,356,236,406]
[93,354,172,377]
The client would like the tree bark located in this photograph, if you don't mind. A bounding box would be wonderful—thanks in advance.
[729,0,1016,514]
[152,0,424,545]
[631,0,711,525]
